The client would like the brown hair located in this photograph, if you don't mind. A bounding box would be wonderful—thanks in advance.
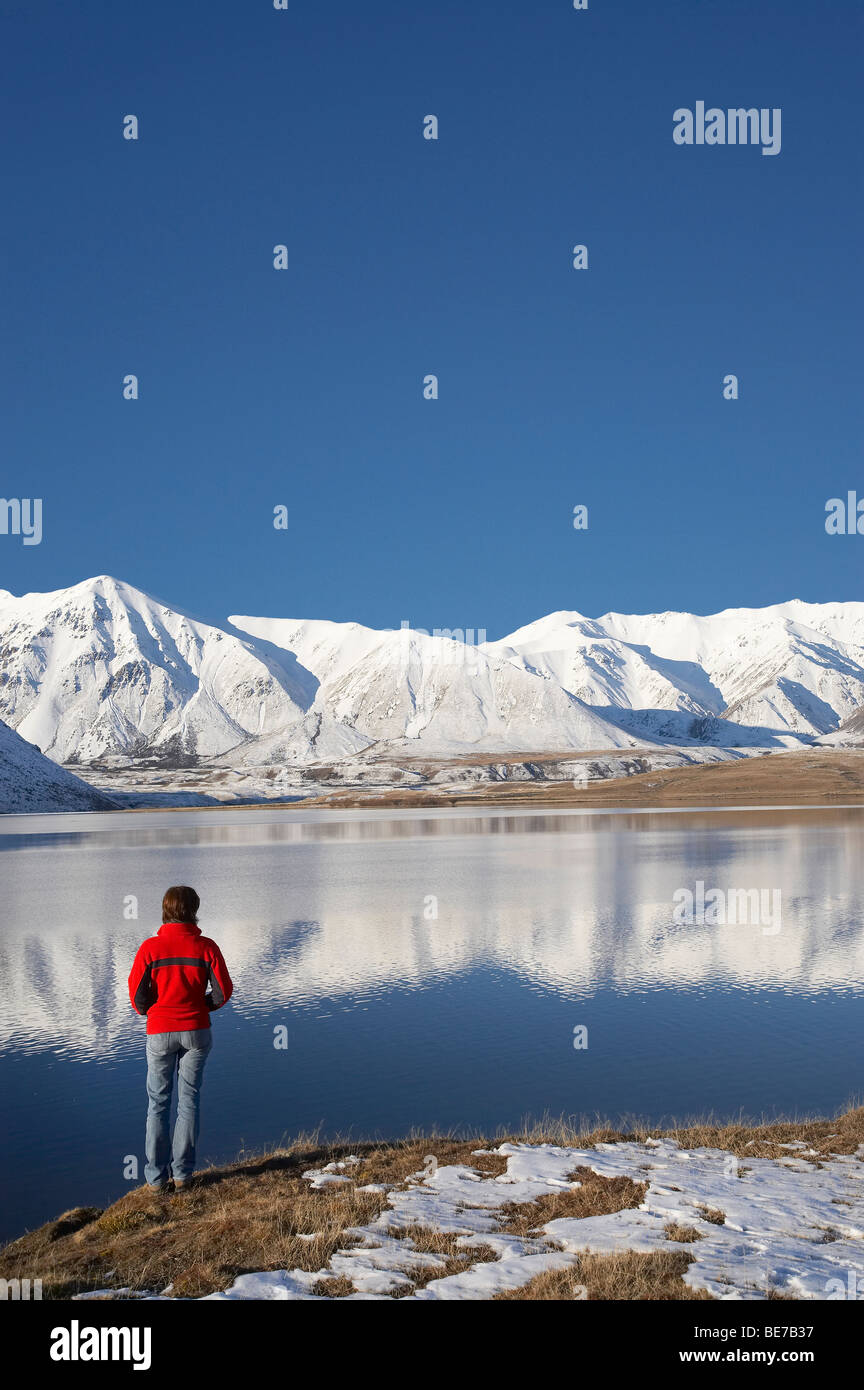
[162,885,200,925]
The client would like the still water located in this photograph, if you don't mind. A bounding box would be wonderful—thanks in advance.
[1,803,863,1242]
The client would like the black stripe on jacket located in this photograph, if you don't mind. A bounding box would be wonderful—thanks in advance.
[133,962,155,1015]
[150,957,209,968]
[206,963,225,1010]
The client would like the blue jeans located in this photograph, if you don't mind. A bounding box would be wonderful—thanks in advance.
[144,1029,212,1187]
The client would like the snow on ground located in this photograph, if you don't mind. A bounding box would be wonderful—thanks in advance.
[205,1140,864,1301]
[529,1139,864,1301]
[78,1138,864,1301]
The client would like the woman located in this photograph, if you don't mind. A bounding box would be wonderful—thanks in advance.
[127,886,233,1191]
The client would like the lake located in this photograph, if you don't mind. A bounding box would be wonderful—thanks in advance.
[1,802,863,1244]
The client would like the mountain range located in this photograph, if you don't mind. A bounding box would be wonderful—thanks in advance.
[3,576,864,811]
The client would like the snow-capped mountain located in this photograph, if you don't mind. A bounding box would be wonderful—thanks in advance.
[0,577,631,769]
[483,612,723,715]
[0,576,323,764]
[0,717,117,812]
[2,579,864,774]
[483,602,864,739]
[228,615,634,754]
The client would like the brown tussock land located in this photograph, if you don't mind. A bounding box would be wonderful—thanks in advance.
[298,749,864,812]
[493,1251,714,1301]
[499,1168,648,1236]
[3,1106,861,1301]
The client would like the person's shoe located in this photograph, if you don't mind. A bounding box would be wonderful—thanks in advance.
[147,1181,171,1194]
[173,1175,197,1190]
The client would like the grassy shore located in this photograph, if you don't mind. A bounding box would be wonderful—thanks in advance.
[3,1106,862,1301]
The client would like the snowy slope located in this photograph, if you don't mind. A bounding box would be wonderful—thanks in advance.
[601,603,864,734]
[486,601,864,739]
[224,1140,862,1301]
[230,615,636,754]
[229,616,386,689]
[484,611,724,714]
[0,576,322,763]
[0,718,117,813]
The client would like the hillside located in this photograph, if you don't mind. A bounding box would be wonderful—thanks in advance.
[0,718,117,813]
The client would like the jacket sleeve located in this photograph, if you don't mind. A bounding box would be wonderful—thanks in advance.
[128,943,155,1016]
[205,944,233,1011]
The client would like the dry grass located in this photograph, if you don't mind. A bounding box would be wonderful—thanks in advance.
[0,1132,506,1301]
[386,1225,498,1263]
[665,1222,704,1243]
[510,1098,864,1162]
[0,1140,389,1300]
[351,1137,508,1188]
[696,1206,727,1226]
[3,1106,861,1301]
[384,1228,500,1297]
[494,1251,714,1301]
[312,1275,356,1298]
[499,1167,647,1236]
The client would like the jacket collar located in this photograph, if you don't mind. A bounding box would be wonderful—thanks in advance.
[158,921,202,938]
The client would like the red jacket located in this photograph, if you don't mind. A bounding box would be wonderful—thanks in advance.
[128,922,233,1035]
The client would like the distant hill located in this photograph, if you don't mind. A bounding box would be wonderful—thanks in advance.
[0,718,117,813]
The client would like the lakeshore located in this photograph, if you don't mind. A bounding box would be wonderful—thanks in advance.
[3,1106,862,1302]
[72,747,864,815]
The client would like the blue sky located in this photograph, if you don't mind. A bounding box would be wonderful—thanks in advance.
[1,0,861,638]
